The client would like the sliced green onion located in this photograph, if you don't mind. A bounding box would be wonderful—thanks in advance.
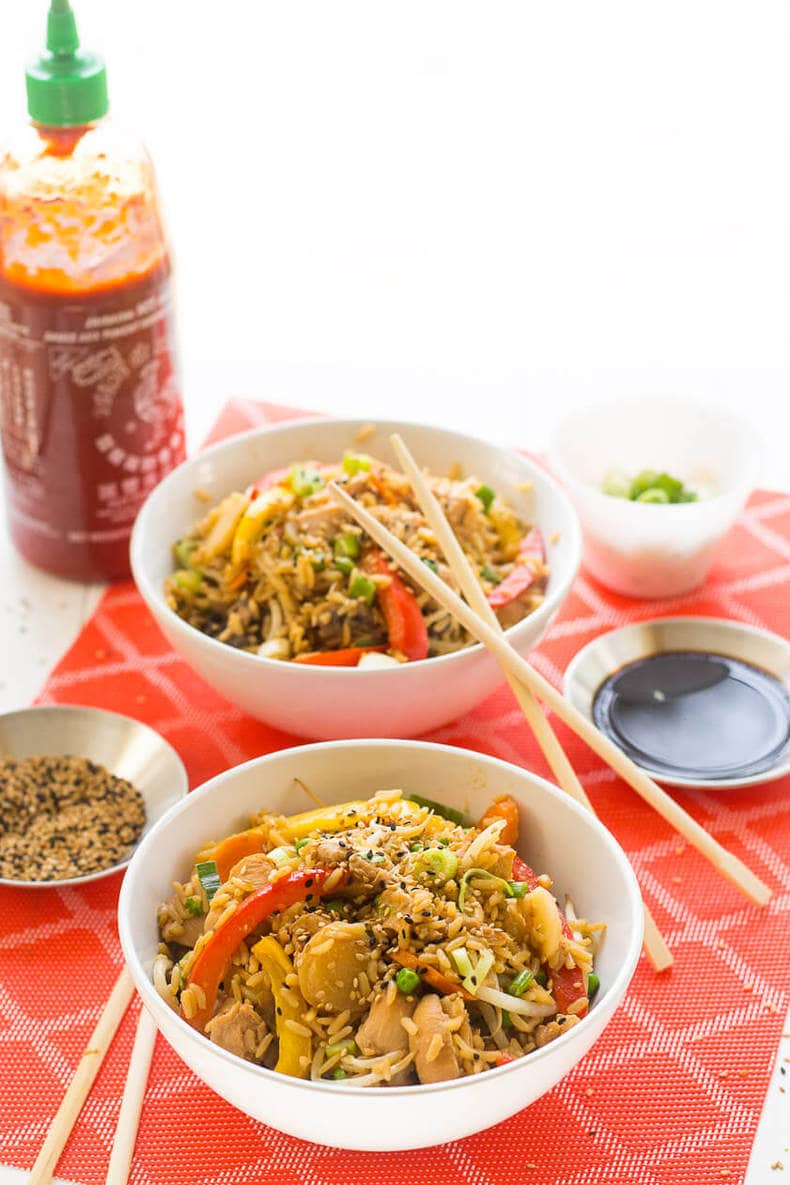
[587,972,600,999]
[507,969,533,998]
[450,945,494,995]
[409,842,424,852]
[508,880,529,898]
[174,538,198,567]
[349,573,377,605]
[458,867,516,913]
[309,550,326,571]
[268,845,295,867]
[333,555,354,575]
[635,487,670,504]
[502,1008,513,1030]
[290,466,324,497]
[395,967,421,994]
[535,969,548,988]
[421,557,440,574]
[326,1038,359,1057]
[412,847,458,883]
[330,1067,347,1080]
[324,898,346,914]
[480,563,502,585]
[294,838,310,853]
[184,896,204,917]
[334,532,361,560]
[405,794,467,826]
[450,947,474,980]
[475,484,496,513]
[342,452,372,475]
[195,860,221,902]
[174,568,203,593]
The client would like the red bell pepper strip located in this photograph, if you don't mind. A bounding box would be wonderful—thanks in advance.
[363,549,429,661]
[510,854,588,1017]
[495,1051,516,1067]
[183,868,335,1031]
[294,645,387,667]
[487,527,545,610]
[550,964,588,1016]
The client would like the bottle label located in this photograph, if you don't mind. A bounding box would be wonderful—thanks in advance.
[0,264,185,573]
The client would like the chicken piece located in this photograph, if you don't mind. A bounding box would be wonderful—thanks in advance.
[357,990,415,1057]
[313,838,349,866]
[227,852,276,888]
[203,853,275,933]
[294,501,348,538]
[296,920,372,1014]
[534,1013,579,1048]
[348,851,393,892]
[157,894,204,948]
[204,1000,268,1062]
[409,993,461,1084]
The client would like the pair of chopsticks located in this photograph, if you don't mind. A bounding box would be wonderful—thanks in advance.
[28,969,156,1185]
[329,434,772,966]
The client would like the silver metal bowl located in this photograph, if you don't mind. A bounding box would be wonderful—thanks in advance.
[0,704,188,887]
[564,616,790,789]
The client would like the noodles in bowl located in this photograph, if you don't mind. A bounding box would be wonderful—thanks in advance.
[154,787,602,1087]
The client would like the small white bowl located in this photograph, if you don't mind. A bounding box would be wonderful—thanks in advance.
[0,704,188,888]
[549,397,760,599]
[131,418,581,739]
[118,739,643,1150]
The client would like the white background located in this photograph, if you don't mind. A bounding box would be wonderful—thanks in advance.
[2,0,790,478]
[0,4,789,1182]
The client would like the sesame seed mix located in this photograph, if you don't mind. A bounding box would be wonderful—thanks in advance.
[0,755,146,881]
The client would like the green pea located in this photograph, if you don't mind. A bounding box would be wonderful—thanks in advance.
[395,967,421,995]
[587,972,600,999]
[475,484,496,513]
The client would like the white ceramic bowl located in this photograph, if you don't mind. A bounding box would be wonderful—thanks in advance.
[119,739,643,1150]
[549,397,760,598]
[131,418,581,738]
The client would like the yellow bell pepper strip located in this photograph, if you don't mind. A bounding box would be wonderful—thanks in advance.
[197,827,269,883]
[196,491,251,562]
[183,868,336,1032]
[488,503,523,560]
[486,528,545,611]
[252,936,312,1077]
[362,549,429,661]
[230,485,295,568]
[391,948,474,1002]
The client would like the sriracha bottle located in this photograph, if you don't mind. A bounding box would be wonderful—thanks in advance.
[0,0,185,580]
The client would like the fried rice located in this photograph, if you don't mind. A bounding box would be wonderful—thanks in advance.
[165,453,548,664]
[154,787,603,1087]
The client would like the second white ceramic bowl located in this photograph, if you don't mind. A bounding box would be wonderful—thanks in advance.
[119,740,643,1150]
[550,397,760,599]
[131,418,581,738]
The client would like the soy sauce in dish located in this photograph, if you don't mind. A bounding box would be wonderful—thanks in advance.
[592,651,790,781]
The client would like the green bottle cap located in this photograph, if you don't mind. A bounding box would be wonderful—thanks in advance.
[26,0,108,127]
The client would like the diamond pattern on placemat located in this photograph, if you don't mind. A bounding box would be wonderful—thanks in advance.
[1,399,788,1185]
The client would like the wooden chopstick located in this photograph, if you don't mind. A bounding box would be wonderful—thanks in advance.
[28,969,136,1185]
[389,434,674,972]
[328,480,773,908]
[105,1007,157,1185]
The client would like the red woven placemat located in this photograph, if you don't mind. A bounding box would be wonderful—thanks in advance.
[2,398,789,1185]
